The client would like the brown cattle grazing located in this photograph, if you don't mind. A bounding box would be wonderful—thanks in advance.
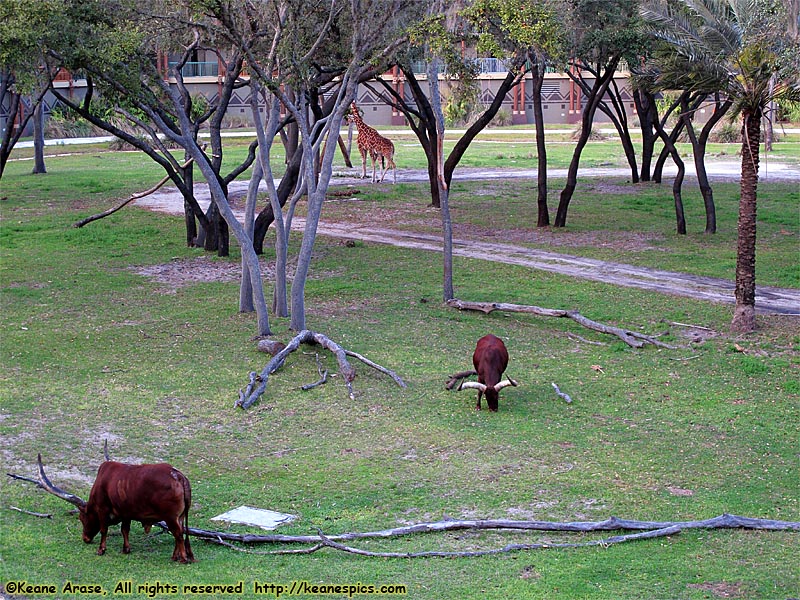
[448,334,518,411]
[37,455,194,562]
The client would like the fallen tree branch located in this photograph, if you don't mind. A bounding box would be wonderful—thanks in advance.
[446,299,675,349]
[9,468,798,540]
[208,536,324,556]
[10,506,52,518]
[175,513,800,545]
[205,526,681,558]
[73,157,195,228]
[551,382,573,403]
[239,372,259,406]
[301,353,329,391]
[344,349,407,389]
[566,333,607,346]
[313,525,682,558]
[7,469,798,556]
[238,330,406,409]
[445,370,478,390]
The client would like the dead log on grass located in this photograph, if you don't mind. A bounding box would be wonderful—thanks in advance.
[7,468,799,557]
[211,526,681,557]
[446,299,675,349]
[239,330,406,409]
[180,513,799,545]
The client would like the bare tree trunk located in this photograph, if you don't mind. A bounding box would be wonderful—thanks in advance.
[605,78,639,183]
[652,91,693,183]
[568,65,638,183]
[152,79,271,336]
[653,105,686,234]
[182,150,198,246]
[634,89,657,182]
[731,110,761,333]
[290,78,359,331]
[372,63,523,210]
[653,118,686,183]
[239,155,261,314]
[252,84,289,318]
[555,63,617,227]
[0,72,47,179]
[32,99,47,175]
[681,95,731,234]
[530,60,549,227]
[253,147,304,254]
[427,58,454,301]
[442,69,524,187]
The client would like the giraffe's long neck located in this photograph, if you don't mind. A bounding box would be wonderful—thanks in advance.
[351,104,366,129]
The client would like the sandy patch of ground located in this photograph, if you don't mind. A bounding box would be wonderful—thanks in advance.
[130,256,286,290]
[687,582,747,598]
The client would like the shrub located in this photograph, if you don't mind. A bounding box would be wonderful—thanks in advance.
[488,109,513,127]
[45,105,96,138]
[571,124,606,141]
[709,122,741,143]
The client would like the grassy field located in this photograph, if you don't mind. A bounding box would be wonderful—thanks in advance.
[1,132,798,600]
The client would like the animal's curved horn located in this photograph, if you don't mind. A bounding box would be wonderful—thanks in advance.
[37,454,87,508]
[493,379,519,391]
[103,439,110,461]
[458,381,487,392]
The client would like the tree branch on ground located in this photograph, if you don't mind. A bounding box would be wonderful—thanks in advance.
[307,526,682,558]
[446,299,675,349]
[73,157,196,228]
[10,506,52,519]
[238,330,406,408]
[7,471,798,557]
[300,353,328,391]
[551,382,573,403]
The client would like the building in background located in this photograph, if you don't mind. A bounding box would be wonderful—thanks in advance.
[3,54,639,138]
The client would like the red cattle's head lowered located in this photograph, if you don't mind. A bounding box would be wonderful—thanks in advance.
[37,454,194,563]
[446,334,518,411]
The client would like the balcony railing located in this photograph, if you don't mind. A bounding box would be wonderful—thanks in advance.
[167,61,219,78]
[409,57,511,75]
[478,57,510,73]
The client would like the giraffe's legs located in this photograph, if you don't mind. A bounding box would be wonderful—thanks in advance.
[370,150,379,183]
[359,148,368,179]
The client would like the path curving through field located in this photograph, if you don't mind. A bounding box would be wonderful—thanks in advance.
[135,165,800,315]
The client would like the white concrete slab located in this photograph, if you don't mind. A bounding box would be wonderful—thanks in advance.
[211,506,297,530]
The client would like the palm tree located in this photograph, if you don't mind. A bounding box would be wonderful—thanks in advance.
[640,0,800,333]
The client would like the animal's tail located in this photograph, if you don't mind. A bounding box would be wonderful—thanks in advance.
[182,473,195,562]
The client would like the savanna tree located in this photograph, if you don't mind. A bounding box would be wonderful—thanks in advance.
[0,0,65,178]
[49,2,263,256]
[464,0,567,227]
[370,0,528,301]
[554,0,646,227]
[641,0,800,332]
[209,0,417,330]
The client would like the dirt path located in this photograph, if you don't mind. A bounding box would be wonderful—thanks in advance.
[135,166,800,315]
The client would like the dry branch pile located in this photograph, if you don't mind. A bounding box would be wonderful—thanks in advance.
[237,330,406,409]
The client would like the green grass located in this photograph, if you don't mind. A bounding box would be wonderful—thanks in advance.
[1,139,798,600]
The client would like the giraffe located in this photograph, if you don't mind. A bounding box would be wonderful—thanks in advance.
[347,102,396,183]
